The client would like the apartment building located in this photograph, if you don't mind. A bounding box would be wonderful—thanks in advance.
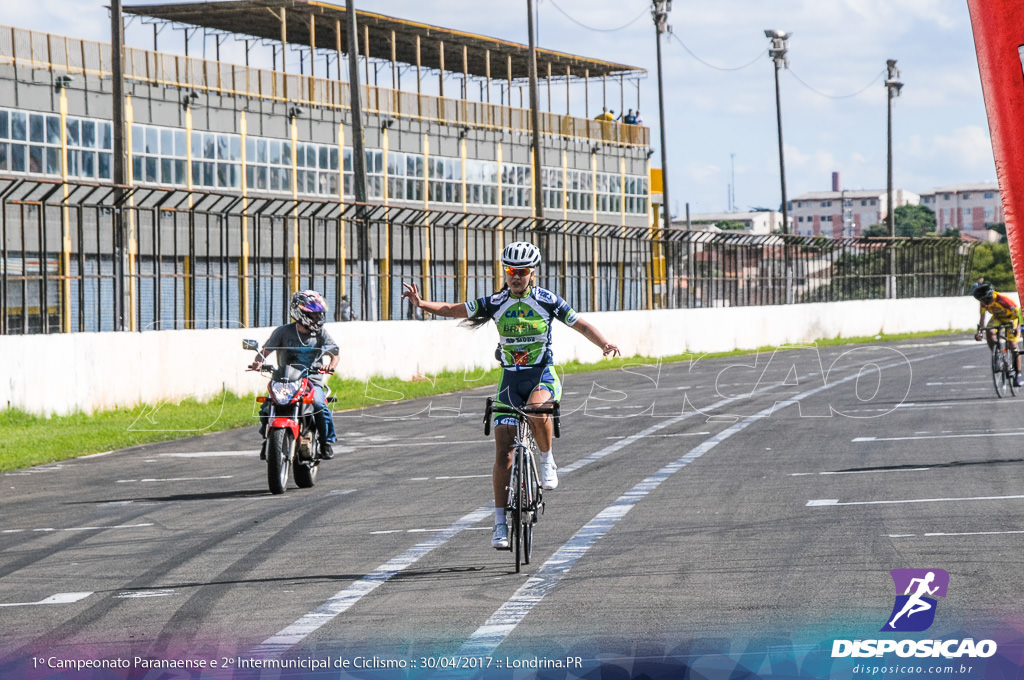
[920,182,1003,240]
[789,189,920,238]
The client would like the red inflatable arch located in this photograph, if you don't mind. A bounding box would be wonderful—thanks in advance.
[968,0,1024,291]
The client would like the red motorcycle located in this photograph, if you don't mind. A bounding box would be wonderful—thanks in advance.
[244,339,336,494]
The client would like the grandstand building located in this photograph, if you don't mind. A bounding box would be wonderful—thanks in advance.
[0,0,662,332]
[0,1,652,222]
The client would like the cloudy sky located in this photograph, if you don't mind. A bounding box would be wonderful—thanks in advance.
[0,0,995,216]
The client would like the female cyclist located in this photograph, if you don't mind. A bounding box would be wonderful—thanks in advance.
[401,241,620,549]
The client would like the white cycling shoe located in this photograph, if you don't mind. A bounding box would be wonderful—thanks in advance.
[540,461,559,490]
[491,523,509,549]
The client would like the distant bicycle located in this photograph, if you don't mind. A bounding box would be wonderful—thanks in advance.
[483,398,560,573]
[983,323,1018,398]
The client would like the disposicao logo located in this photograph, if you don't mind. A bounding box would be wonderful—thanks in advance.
[831,568,998,659]
[881,568,948,632]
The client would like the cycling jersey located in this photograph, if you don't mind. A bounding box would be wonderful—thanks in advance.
[980,292,1022,325]
[466,287,579,370]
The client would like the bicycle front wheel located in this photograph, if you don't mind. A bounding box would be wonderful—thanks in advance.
[993,345,1009,398]
[522,453,537,565]
[511,449,525,572]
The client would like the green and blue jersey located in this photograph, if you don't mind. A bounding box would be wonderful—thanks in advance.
[465,286,578,370]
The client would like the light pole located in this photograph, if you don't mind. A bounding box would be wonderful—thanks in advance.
[885,58,903,298]
[765,30,790,235]
[346,0,376,320]
[653,1,671,228]
[111,0,128,330]
[527,0,544,221]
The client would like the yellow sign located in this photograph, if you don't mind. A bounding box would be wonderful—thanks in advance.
[650,167,663,194]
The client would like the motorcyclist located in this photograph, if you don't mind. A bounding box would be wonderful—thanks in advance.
[249,290,340,459]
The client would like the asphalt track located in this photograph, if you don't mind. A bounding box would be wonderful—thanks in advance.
[3,334,1024,677]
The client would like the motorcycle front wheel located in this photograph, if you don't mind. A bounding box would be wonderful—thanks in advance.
[267,428,293,494]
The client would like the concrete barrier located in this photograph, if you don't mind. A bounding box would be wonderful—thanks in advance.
[0,296,983,416]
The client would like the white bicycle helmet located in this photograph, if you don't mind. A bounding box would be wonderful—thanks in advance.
[501,241,541,268]
[289,289,328,331]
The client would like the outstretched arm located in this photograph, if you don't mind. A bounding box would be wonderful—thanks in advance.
[401,282,469,318]
[571,317,620,357]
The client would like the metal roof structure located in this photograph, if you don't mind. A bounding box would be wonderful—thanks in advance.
[123,0,645,81]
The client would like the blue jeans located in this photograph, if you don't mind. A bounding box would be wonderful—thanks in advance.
[311,384,336,444]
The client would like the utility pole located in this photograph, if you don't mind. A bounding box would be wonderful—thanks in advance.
[527,0,544,221]
[885,58,903,298]
[653,1,671,227]
[111,0,127,330]
[765,29,790,235]
[346,0,375,320]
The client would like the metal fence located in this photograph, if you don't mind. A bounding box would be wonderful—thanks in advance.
[0,178,977,334]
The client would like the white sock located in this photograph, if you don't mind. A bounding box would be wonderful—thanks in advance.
[539,450,554,465]
[494,507,506,524]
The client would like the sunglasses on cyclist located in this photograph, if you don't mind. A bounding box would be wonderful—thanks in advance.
[504,266,533,277]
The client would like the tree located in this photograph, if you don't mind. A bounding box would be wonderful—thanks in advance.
[970,242,1015,291]
[862,224,888,238]
[893,204,936,238]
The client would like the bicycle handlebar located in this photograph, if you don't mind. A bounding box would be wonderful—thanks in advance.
[483,397,561,438]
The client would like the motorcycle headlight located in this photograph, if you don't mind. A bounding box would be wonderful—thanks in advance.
[269,380,302,405]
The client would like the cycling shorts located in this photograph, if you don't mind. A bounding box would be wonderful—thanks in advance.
[494,364,561,427]
[988,318,1021,343]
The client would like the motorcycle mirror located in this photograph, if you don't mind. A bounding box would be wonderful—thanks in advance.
[242,339,260,351]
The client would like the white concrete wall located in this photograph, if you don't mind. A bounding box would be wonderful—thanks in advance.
[0,296,981,416]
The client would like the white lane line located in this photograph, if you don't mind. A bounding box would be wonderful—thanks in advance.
[158,451,258,458]
[854,431,1024,443]
[924,381,987,386]
[606,432,712,440]
[248,507,492,659]
[887,530,1024,538]
[0,592,92,608]
[348,440,486,449]
[116,476,233,483]
[370,527,491,535]
[790,468,930,476]
[808,494,1024,507]
[2,523,154,534]
[409,474,490,481]
[116,590,175,599]
[458,346,951,657]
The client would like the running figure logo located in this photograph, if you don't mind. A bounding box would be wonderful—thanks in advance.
[881,569,949,632]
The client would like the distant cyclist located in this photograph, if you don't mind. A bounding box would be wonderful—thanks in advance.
[401,241,620,550]
[973,282,1023,387]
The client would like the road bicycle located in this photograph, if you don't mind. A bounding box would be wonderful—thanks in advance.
[981,323,1019,398]
[483,398,560,573]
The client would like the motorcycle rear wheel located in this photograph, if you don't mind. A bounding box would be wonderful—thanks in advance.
[294,460,319,488]
[267,428,293,494]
